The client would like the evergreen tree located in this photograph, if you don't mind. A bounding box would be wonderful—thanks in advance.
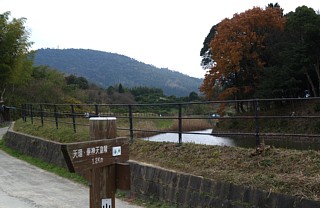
[0,12,33,103]
[118,83,124,93]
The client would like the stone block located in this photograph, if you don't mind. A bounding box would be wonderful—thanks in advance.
[178,173,190,189]
[253,189,268,207]
[139,165,147,179]
[157,185,166,201]
[208,197,224,208]
[131,178,144,193]
[145,166,155,181]
[298,198,320,208]
[210,181,221,197]
[157,168,167,184]
[189,175,202,191]
[228,183,244,202]
[199,194,212,207]
[201,178,213,194]
[189,191,201,207]
[218,181,231,200]
[176,188,188,205]
[141,180,150,194]
[129,162,139,176]
[166,171,179,188]
[165,186,178,204]
[243,186,254,203]
[265,192,278,208]
[147,181,160,196]
[275,194,295,207]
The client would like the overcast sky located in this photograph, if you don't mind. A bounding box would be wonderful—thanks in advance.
[1,0,319,78]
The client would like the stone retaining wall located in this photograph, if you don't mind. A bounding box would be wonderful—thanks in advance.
[5,129,68,169]
[130,161,320,208]
[4,128,320,208]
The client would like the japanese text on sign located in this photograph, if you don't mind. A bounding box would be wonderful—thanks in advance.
[72,145,108,159]
[92,157,104,165]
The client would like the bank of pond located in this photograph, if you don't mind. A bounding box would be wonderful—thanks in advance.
[144,129,320,150]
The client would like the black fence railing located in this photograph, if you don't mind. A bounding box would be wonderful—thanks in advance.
[16,97,320,148]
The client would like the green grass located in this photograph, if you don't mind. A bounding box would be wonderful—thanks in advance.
[153,118,173,129]
[13,118,90,142]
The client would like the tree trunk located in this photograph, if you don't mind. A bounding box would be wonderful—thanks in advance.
[305,70,317,97]
[314,57,320,97]
[0,112,4,123]
[0,106,10,122]
[0,89,4,123]
[240,101,246,113]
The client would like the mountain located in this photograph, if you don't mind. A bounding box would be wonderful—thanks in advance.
[33,48,203,97]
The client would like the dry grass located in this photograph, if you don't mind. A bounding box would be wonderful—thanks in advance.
[131,117,212,137]
[130,139,320,202]
[171,118,212,131]
[132,120,159,138]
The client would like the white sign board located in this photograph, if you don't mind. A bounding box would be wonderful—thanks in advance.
[102,198,112,208]
[112,146,121,156]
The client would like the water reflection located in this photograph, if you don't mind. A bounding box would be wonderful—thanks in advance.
[145,129,235,146]
[144,129,320,150]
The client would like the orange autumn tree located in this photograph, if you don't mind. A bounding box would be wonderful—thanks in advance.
[200,6,285,103]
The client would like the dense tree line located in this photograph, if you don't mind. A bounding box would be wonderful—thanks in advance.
[200,4,320,101]
[0,11,204,122]
[8,63,202,106]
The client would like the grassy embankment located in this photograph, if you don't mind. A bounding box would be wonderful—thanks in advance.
[4,116,320,202]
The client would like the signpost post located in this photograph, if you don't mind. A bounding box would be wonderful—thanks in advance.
[61,117,130,208]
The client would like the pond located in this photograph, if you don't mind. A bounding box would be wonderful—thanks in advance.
[144,129,320,150]
[145,129,235,146]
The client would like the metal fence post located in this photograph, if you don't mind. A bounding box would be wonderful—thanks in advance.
[25,104,30,122]
[178,103,182,145]
[54,105,58,129]
[24,104,27,122]
[128,105,134,143]
[30,104,33,124]
[70,104,76,133]
[95,104,99,116]
[254,99,260,146]
[21,104,26,122]
[40,104,44,127]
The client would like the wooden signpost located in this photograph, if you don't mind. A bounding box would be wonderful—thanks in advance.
[62,137,129,173]
[61,117,130,208]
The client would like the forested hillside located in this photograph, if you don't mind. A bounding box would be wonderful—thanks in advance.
[34,48,202,97]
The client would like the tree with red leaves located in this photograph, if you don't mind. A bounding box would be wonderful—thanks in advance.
[200,6,285,102]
